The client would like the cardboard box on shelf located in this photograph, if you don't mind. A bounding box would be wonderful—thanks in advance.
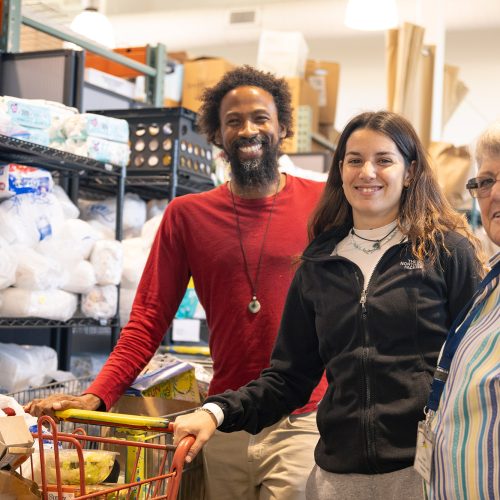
[182,57,234,113]
[85,68,136,99]
[257,30,309,78]
[281,78,319,154]
[85,46,188,79]
[306,60,340,125]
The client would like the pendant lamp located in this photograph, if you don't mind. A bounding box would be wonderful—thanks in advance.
[69,0,115,48]
[344,0,399,31]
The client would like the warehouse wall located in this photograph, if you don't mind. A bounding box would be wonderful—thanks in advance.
[188,27,500,147]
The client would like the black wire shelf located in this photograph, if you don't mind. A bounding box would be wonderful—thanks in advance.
[0,316,119,328]
[0,134,124,177]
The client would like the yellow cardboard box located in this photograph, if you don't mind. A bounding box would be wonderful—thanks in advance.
[141,368,200,403]
[182,57,234,113]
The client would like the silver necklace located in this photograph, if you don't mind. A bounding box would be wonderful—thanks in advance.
[350,226,398,254]
[229,179,280,314]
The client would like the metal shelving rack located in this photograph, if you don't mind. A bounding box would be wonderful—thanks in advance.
[0,134,125,369]
[0,0,170,371]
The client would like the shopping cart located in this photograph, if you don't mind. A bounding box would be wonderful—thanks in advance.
[8,378,205,499]
[30,409,194,499]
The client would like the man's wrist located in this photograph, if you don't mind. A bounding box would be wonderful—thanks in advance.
[81,393,104,411]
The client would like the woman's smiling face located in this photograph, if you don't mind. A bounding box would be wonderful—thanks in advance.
[340,128,411,229]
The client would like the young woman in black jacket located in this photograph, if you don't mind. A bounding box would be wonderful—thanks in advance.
[174,111,485,500]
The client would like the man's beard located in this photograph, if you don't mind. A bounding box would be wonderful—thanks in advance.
[227,137,280,188]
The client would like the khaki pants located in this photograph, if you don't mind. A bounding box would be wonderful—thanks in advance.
[203,411,319,500]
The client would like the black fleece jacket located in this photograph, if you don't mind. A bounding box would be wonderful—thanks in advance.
[206,228,481,474]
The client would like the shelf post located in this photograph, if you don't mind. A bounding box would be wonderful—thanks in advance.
[0,0,21,53]
[146,43,166,107]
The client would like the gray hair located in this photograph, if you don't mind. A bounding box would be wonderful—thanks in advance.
[475,121,500,165]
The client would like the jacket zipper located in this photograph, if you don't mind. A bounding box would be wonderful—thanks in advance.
[356,272,379,473]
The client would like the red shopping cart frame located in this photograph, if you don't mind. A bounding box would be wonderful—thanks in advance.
[31,410,195,500]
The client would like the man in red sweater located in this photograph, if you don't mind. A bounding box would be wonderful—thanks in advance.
[27,66,327,500]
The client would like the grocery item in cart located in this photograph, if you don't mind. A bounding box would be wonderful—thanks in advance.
[44,449,118,485]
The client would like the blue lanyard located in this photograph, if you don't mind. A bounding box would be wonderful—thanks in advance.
[427,263,500,412]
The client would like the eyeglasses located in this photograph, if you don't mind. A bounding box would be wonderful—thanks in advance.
[466,175,500,198]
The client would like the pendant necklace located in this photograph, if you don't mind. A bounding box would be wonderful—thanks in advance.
[350,225,398,254]
[229,179,280,314]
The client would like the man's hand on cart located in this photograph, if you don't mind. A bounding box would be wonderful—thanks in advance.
[24,393,102,421]
[173,409,217,463]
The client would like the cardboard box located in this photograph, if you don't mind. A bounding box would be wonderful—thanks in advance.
[306,60,340,125]
[257,30,309,78]
[85,47,188,78]
[0,416,34,469]
[281,78,319,154]
[0,469,40,499]
[84,68,136,99]
[141,369,200,403]
[181,57,234,113]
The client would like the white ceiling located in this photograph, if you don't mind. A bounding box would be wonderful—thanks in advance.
[20,0,500,50]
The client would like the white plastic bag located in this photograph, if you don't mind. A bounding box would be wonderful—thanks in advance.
[51,185,80,219]
[0,242,16,289]
[81,285,118,320]
[0,343,58,393]
[37,218,100,262]
[0,192,65,247]
[140,215,162,247]
[119,287,136,326]
[90,239,123,285]
[61,260,97,294]
[0,288,77,321]
[14,246,64,290]
[121,238,149,288]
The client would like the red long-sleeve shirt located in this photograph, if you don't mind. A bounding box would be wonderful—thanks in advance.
[86,174,327,411]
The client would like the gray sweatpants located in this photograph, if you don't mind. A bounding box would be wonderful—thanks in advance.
[306,464,425,500]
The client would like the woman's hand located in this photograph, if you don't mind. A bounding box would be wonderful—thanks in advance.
[173,410,217,463]
[24,393,102,421]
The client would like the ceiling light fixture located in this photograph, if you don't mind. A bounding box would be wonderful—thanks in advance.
[344,0,399,31]
[69,0,115,48]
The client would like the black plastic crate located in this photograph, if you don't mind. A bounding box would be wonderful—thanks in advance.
[91,107,214,185]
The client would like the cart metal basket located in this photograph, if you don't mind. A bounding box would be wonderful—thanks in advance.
[8,378,205,500]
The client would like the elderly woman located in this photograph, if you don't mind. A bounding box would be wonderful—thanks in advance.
[174,111,484,500]
[427,122,500,499]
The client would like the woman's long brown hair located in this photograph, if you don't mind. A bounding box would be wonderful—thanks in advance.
[309,111,484,267]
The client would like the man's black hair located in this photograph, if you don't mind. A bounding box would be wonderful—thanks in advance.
[197,65,294,145]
